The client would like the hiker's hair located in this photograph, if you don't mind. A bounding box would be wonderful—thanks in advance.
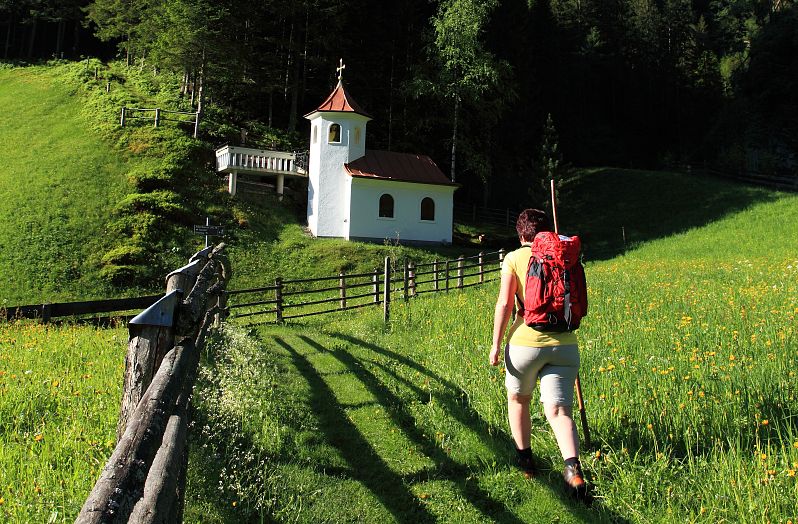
[516,209,552,241]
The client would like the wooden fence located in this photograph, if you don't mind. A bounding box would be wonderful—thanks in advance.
[120,106,200,138]
[453,203,522,228]
[226,249,505,323]
[75,244,229,524]
[3,295,160,324]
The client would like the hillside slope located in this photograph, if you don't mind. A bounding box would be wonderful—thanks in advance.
[0,66,130,303]
[0,62,790,308]
[188,186,798,522]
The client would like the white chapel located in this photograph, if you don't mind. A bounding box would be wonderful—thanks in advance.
[304,63,458,245]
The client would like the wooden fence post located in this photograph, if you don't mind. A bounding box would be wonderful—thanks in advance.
[154,108,161,128]
[383,257,391,323]
[215,289,227,327]
[339,272,347,309]
[445,260,451,292]
[117,290,180,442]
[433,260,439,291]
[275,277,283,323]
[41,303,52,324]
[403,259,409,301]
[457,256,464,288]
[372,269,380,304]
[120,106,126,126]
[409,261,416,297]
[479,252,485,284]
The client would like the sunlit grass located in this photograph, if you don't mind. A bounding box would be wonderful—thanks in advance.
[0,66,130,304]
[192,190,798,522]
[0,322,125,523]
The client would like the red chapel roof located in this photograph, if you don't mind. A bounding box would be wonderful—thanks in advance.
[304,81,371,118]
[345,150,457,187]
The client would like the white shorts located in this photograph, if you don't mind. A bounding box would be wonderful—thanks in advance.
[504,344,580,405]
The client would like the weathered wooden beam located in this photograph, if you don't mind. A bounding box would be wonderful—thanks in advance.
[76,339,198,524]
[117,291,181,441]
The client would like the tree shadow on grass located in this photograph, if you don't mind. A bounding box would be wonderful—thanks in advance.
[296,334,528,524]
[323,332,629,523]
[273,336,439,523]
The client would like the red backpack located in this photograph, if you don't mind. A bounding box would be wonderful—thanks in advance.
[520,231,588,332]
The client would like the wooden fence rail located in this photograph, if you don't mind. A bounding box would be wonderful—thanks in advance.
[76,244,229,524]
[453,203,523,228]
[3,295,161,324]
[120,106,200,138]
[227,249,505,323]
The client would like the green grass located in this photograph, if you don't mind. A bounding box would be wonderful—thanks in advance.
[0,322,125,523]
[557,167,780,260]
[0,67,131,303]
[187,184,798,522]
[2,60,796,522]
[226,192,488,292]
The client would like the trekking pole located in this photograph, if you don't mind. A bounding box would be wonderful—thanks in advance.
[550,179,592,448]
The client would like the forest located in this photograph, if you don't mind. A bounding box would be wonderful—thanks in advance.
[2,0,796,207]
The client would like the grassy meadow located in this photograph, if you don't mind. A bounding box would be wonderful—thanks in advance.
[0,322,125,522]
[1,176,795,523]
[184,189,798,522]
[1,60,796,524]
[0,65,131,304]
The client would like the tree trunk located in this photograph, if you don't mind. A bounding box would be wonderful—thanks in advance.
[3,16,12,59]
[71,19,80,57]
[388,44,395,151]
[288,46,300,133]
[286,18,298,133]
[56,20,65,57]
[190,72,197,107]
[451,96,459,183]
[196,48,206,131]
[268,89,273,128]
[26,19,36,58]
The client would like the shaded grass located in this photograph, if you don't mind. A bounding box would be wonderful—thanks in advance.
[557,168,782,260]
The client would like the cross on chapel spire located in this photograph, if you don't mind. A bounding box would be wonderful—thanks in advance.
[337,58,346,82]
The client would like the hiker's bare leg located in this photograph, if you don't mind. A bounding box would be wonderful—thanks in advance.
[508,393,532,449]
[544,403,579,459]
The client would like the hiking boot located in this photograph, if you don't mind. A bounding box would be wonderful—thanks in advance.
[563,463,588,500]
[517,455,536,479]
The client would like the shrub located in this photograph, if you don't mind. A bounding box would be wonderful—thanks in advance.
[98,263,148,286]
[115,191,193,223]
[127,165,172,192]
[100,244,146,266]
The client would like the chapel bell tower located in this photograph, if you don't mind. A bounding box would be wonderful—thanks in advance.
[303,60,372,238]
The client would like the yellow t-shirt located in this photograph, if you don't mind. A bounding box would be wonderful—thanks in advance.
[501,246,579,347]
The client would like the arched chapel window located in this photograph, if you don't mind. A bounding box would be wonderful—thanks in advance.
[328,123,341,143]
[313,125,318,144]
[354,127,361,145]
[420,197,435,221]
[379,194,394,218]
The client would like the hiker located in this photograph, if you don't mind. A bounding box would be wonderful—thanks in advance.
[489,208,587,498]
